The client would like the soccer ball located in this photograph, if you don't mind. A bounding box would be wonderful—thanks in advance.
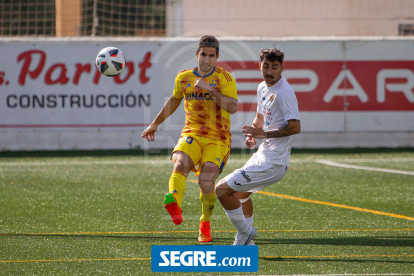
[96,47,126,77]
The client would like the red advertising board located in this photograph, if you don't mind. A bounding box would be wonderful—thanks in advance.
[217,61,414,112]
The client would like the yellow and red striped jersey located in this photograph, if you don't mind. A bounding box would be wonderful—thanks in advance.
[172,66,238,146]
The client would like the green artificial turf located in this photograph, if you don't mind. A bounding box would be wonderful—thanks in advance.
[0,150,413,275]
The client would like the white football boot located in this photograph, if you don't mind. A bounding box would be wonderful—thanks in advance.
[233,226,258,245]
[234,232,255,245]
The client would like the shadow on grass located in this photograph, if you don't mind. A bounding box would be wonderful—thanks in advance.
[2,233,234,243]
[4,234,413,247]
[255,236,414,247]
[4,234,414,264]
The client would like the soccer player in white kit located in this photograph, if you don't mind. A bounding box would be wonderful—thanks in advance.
[215,48,301,245]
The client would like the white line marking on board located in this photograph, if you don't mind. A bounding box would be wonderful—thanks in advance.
[317,160,414,176]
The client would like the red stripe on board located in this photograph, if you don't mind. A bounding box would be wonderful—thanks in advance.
[236,78,262,83]
[386,78,408,83]
[238,102,257,112]
[0,124,149,128]
[238,90,257,95]
[286,78,310,84]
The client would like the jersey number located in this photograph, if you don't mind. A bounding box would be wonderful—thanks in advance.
[186,137,193,144]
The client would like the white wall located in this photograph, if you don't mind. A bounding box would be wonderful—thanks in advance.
[0,37,413,150]
[182,0,414,37]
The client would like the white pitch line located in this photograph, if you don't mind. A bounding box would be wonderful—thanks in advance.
[0,160,172,167]
[229,157,414,164]
[339,158,414,163]
[0,157,413,168]
[0,158,315,167]
[228,159,315,164]
[272,273,414,276]
[317,160,414,176]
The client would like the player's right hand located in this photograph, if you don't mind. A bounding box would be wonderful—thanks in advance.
[245,137,257,149]
[141,124,158,142]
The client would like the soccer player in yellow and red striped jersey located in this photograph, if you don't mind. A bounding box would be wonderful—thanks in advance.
[141,35,238,242]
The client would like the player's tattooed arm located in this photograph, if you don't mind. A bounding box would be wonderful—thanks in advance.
[242,119,300,139]
[264,119,301,138]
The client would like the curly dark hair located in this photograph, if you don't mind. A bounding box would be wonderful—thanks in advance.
[197,35,219,55]
[259,48,284,64]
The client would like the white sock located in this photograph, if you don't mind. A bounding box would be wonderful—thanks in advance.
[225,206,250,235]
[245,214,254,227]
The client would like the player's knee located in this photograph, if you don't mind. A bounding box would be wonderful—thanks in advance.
[172,152,194,172]
[198,170,216,185]
[198,179,214,194]
[173,158,192,173]
[173,161,186,172]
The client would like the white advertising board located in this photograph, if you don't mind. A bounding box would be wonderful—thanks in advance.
[0,38,413,150]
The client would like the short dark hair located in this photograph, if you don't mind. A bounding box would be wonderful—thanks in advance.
[197,35,219,55]
[259,48,284,64]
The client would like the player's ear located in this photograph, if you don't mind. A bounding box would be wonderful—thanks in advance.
[196,51,199,58]
[258,62,261,70]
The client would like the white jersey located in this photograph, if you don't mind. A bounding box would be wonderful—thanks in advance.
[255,77,300,166]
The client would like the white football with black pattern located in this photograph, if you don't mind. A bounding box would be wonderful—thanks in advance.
[96,47,126,77]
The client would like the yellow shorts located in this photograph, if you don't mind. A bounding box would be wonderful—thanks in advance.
[172,134,231,175]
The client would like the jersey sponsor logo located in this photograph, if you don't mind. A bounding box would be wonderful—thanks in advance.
[185,92,211,101]
[240,170,251,183]
[234,181,241,186]
[209,80,217,88]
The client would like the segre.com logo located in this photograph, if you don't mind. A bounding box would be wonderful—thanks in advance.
[151,245,258,272]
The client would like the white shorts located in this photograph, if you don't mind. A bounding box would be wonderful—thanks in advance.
[225,154,288,193]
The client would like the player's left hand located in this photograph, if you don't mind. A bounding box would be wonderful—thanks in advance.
[245,137,257,149]
[194,78,212,91]
[242,124,266,139]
